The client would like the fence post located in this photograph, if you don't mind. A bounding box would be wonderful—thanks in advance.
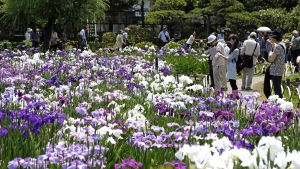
[155,57,158,71]
[287,79,290,87]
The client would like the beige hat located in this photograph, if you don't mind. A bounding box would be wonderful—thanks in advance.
[207,35,216,43]
[292,30,299,35]
[284,39,290,43]
[124,27,130,31]
[250,32,257,38]
[26,28,32,32]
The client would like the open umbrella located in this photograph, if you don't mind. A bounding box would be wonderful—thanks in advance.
[257,27,271,32]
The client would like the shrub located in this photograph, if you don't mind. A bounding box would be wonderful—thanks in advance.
[64,40,78,50]
[0,40,12,50]
[176,39,188,44]
[134,41,158,50]
[89,38,102,51]
[164,42,182,49]
[102,32,117,48]
[127,25,156,45]
[283,33,292,41]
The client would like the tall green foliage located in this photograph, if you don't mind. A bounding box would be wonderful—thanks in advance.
[0,0,107,50]
[146,0,187,37]
[127,25,156,45]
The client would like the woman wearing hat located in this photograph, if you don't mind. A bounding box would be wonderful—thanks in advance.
[123,27,130,48]
[263,28,285,98]
[116,30,124,50]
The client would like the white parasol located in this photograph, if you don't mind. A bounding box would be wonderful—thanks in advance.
[257,27,271,32]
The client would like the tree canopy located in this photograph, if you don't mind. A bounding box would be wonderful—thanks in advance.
[145,0,300,39]
[0,0,107,50]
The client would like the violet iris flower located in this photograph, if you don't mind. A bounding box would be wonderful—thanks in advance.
[114,158,142,169]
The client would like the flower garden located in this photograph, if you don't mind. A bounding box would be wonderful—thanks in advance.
[0,44,300,169]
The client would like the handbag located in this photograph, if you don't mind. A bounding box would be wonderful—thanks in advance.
[243,43,257,68]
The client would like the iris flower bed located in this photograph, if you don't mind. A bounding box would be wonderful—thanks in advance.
[0,46,299,169]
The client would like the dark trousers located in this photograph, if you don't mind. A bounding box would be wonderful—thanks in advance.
[208,60,214,88]
[229,79,238,90]
[264,66,283,98]
[291,49,300,72]
[162,42,168,47]
[50,44,58,51]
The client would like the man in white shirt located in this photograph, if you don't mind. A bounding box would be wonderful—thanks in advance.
[158,27,170,47]
[241,32,260,90]
[79,26,88,51]
[186,31,196,49]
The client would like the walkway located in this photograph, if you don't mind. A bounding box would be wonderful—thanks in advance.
[226,76,265,96]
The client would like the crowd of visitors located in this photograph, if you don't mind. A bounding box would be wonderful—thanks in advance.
[23,25,300,99]
[205,28,300,99]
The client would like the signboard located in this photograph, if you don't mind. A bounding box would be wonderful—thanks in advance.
[135,11,148,17]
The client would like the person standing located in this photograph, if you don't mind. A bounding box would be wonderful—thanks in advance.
[158,27,170,47]
[290,30,300,73]
[116,30,123,51]
[30,28,40,48]
[25,28,32,40]
[79,26,88,51]
[218,34,240,97]
[256,32,266,63]
[50,28,58,51]
[61,28,67,43]
[205,43,214,88]
[123,27,130,48]
[263,28,285,98]
[217,29,225,40]
[186,31,196,49]
[246,31,250,40]
[207,34,226,94]
[241,32,260,90]
[284,39,291,63]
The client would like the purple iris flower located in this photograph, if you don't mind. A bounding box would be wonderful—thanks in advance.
[0,109,6,120]
[164,161,186,169]
[0,127,8,137]
[114,158,142,169]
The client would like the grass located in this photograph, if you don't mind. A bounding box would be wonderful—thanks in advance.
[252,78,300,109]
[283,73,300,82]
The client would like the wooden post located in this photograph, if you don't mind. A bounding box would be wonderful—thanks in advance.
[287,79,290,87]
[155,57,158,71]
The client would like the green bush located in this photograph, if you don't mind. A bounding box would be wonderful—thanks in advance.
[89,38,102,51]
[283,33,292,41]
[102,32,116,48]
[177,39,188,44]
[134,41,158,50]
[127,25,156,45]
[64,40,78,50]
[0,40,12,50]
[165,53,209,75]
[164,42,182,49]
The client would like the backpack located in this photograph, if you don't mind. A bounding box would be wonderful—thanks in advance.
[234,48,244,73]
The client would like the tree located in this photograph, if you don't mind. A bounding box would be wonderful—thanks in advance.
[106,0,138,11]
[238,0,299,12]
[146,0,187,36]
[226,12,260,39]
[1,0,107,51]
